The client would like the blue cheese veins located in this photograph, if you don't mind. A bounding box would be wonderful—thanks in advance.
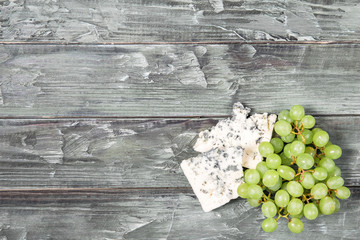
[193,102,276,169]
[181,146,244,212]
[180,102,276,212]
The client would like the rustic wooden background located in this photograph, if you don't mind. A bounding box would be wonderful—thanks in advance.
[1,0,360,239]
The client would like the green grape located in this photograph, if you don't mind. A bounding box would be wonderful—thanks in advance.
[270,138,284,153]
[319,157,336,173]
[324,144,342,159]
[266,153,282,169]
[283,143,292,158]
[256,161,269,178]
[275,190,290,207]
[287,181,304,197]
[262,218,278,233]
[301,115,316,129]
[313,130,329,147]
[259,142,274,157]
[325,140,332,147]
[248,198,261,207]
[287,198,303,215]
[280,152,293,166]
[290,105,305,121]
[296,153,314,170]
[311,183,328,199]
[268,176,283,191]
[281,153,293,166]
[263,170,280,187]
[334,197,340,213]
[281,134,295,143]
[303,203,318,220]
[289,212,304,219]
[313,167,328,181]
[301,172,315,189]
[278,110,293,123]
[297,129,313,144]
[281,182,288,191]
[319,196,336,215]
[247,184,263,199]
[237,183,249,198]
[312,128,322,135]
[290,140,305,156]
[244,169,261,184]
[305,146,316,157]
[274,120,293,137]
[328,166,341,177]
[326,176,344,189]
[288,218,304,233]
[314,203,322,217]
[277,165,295,181]
[335,186,351,199]
[261,201,278,218]
[314,156,320,165]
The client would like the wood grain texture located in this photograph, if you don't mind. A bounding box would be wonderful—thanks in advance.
[0,187,359,240]
[0,43,360,117]
[0,116,359,189]
[1,0,360,43]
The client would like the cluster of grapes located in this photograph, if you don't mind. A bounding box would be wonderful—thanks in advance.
[237,105,351,233]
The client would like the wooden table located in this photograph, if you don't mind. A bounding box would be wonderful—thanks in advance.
[1,1,359,239]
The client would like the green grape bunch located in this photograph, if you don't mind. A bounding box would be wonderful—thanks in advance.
[237,105,351,234]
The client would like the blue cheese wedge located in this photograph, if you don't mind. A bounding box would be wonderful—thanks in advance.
[194,103,276,169]
[181,146,244,212]
[180,102,276,212]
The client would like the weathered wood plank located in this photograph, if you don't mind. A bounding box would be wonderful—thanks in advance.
[0,117,359,189]
[0,43,360,117]
[0,187,359,239]
[1,0,360,42]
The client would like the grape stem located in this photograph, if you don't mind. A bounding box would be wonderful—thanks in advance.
[262,194,270,202]
[276,207,284,221]
[291,121,305,143]
[313,145,326,159]
[295,168,306,183]
[275,207,290,221]
[284,213,290,221]
[302,194,313,204]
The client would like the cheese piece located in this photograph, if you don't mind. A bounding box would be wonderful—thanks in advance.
[193,102,277,169]
[180,146,244,212]
[180,102,276,212]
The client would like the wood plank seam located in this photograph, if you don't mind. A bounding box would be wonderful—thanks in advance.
[1,114,360,120]
[0,186,358,193]
[1,41,360,45]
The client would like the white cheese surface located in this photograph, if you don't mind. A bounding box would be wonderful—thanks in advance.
[194,103,276,169]
[180,102,276,212]
[181,146,244,212]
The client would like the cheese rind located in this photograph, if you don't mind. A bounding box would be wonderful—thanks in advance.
[194,102,276,169]
[180,146,244,212]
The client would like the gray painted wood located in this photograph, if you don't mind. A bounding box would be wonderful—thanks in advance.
[0,187,359,240]
[1,0,360,42]
[1,0,359,238]
[0,116,359,189]
[1,43,360,117]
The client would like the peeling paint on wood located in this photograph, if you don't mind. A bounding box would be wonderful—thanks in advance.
[0,44,360,117]
[0,187,359,239]
[0,116,359,189]
[1,0,360,42]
